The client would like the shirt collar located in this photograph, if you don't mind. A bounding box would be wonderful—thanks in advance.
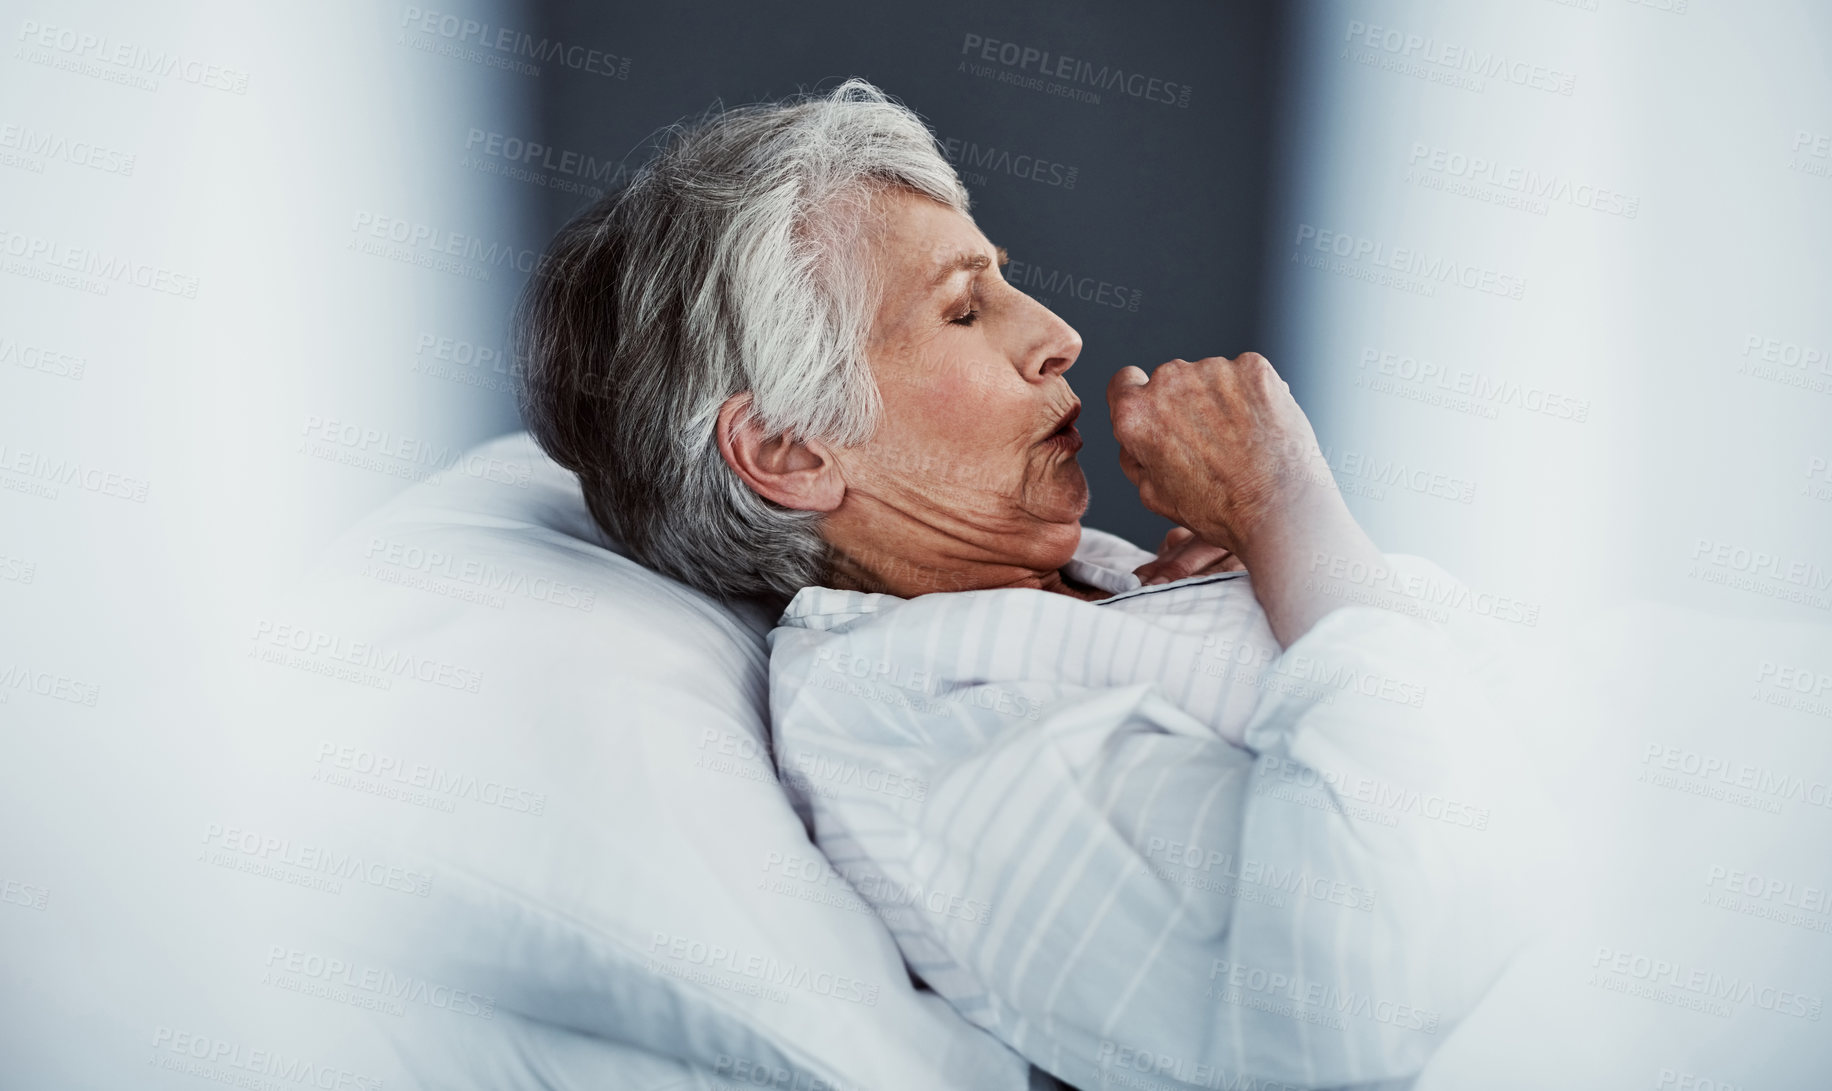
[778,529,1146,632]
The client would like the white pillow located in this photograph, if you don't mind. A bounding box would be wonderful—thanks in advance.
[236,431,1034,1089]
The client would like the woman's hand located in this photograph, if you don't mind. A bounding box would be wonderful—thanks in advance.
[1133,526,1245,586]
[1107,352,1387,647]
[1106,353,1334,557]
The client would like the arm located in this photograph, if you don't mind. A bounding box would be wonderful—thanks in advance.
[1227,481,1387,649]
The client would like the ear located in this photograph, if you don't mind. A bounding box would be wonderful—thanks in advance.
[714,393,846,513]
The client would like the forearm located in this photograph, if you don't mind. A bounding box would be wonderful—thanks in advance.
[1227,485,1386,649]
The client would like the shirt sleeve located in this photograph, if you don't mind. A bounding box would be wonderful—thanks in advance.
[769,601,1534,1091]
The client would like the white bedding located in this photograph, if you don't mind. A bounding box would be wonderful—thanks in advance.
[770,533,1545,1089]
[197,432,1036,1091]
[139,432,1823,1090]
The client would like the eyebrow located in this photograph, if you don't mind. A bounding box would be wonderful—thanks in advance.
[929,245,1009,289]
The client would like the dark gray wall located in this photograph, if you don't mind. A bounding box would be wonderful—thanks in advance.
[525,0,1288,551]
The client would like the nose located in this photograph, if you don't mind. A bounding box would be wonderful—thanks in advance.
[1018,296,1082,382]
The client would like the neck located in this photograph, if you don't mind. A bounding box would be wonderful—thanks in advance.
[821,525,1104,600]
[818,486,1099,599]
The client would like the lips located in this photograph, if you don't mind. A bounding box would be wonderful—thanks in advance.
[1041,401,1083,453]
[1045,402,1081,439]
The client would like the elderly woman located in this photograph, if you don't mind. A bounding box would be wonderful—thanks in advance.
[518,79,1526,1090]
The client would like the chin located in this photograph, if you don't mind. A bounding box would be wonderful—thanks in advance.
[1029,516,1085,571]
[1018,464,1089,550]
[1039,461,1089,516]
[1060,479,1092,526]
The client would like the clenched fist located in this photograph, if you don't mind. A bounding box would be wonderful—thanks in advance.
[1106,352,1385,647]
[1106,353,1335,559]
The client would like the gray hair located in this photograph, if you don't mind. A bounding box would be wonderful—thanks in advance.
[515,77,970,603]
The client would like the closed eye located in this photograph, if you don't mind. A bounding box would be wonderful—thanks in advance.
[950,280,987,326]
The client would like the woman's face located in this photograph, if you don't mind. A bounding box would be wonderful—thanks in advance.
[824,188,1088,578]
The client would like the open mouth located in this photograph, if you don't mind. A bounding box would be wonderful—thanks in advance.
[1041,402,1083,453]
